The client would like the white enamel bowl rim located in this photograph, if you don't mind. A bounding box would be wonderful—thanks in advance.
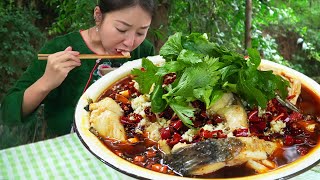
[74,55,320,180]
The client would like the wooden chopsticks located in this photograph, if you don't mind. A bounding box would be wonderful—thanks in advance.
[38,54,131,60]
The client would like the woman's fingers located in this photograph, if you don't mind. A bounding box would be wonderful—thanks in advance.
[49,52,81,65]
[64,46,72,51]
[48,51,67,60]
[58,52,81,63]
[41,47,82,90]
[63,46,80,57]
[61,59,82,68]
[48,47,80,63]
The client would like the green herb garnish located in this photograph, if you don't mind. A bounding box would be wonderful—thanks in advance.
[132,32,289,128]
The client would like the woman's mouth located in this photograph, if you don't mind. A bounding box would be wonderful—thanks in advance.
[116,49,131,57]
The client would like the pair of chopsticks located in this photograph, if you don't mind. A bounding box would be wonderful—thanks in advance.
[38,54,131,60]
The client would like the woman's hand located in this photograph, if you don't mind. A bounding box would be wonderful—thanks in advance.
[22,47,81,117]
[41,46,81,91]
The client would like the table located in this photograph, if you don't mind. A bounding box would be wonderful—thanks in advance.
[0,133,134,180]
[1,133,320,179]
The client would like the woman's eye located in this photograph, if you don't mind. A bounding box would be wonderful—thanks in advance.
[116,28,126,33]
[137,33,144,36]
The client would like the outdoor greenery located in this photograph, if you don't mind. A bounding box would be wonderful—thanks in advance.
[0,0,319,149]
[0,3,46,149]
[0,6,45,100]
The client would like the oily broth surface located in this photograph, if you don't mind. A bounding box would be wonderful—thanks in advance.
[91,75,320,178]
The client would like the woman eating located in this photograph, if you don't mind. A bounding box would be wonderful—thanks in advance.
[0,0,155,138]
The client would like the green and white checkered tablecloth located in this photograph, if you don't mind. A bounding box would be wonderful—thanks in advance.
[1,133,320,179]
[0,133,135,180]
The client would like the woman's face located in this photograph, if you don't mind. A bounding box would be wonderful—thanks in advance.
[97,6,152,54]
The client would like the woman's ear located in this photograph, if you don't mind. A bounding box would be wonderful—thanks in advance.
[94,6,103,24]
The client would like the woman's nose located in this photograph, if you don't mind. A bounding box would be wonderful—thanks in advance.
[123,34,135,48]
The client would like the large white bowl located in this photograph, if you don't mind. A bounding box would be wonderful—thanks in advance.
[74,55,320,180]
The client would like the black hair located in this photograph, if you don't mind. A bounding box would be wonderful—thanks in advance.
[98,0,155,17]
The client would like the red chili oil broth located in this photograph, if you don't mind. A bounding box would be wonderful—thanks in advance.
[94,75,320,178]
[97,75,134,101]
[297,84,320,116]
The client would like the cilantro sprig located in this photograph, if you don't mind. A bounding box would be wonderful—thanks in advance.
[132,32,289,128]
